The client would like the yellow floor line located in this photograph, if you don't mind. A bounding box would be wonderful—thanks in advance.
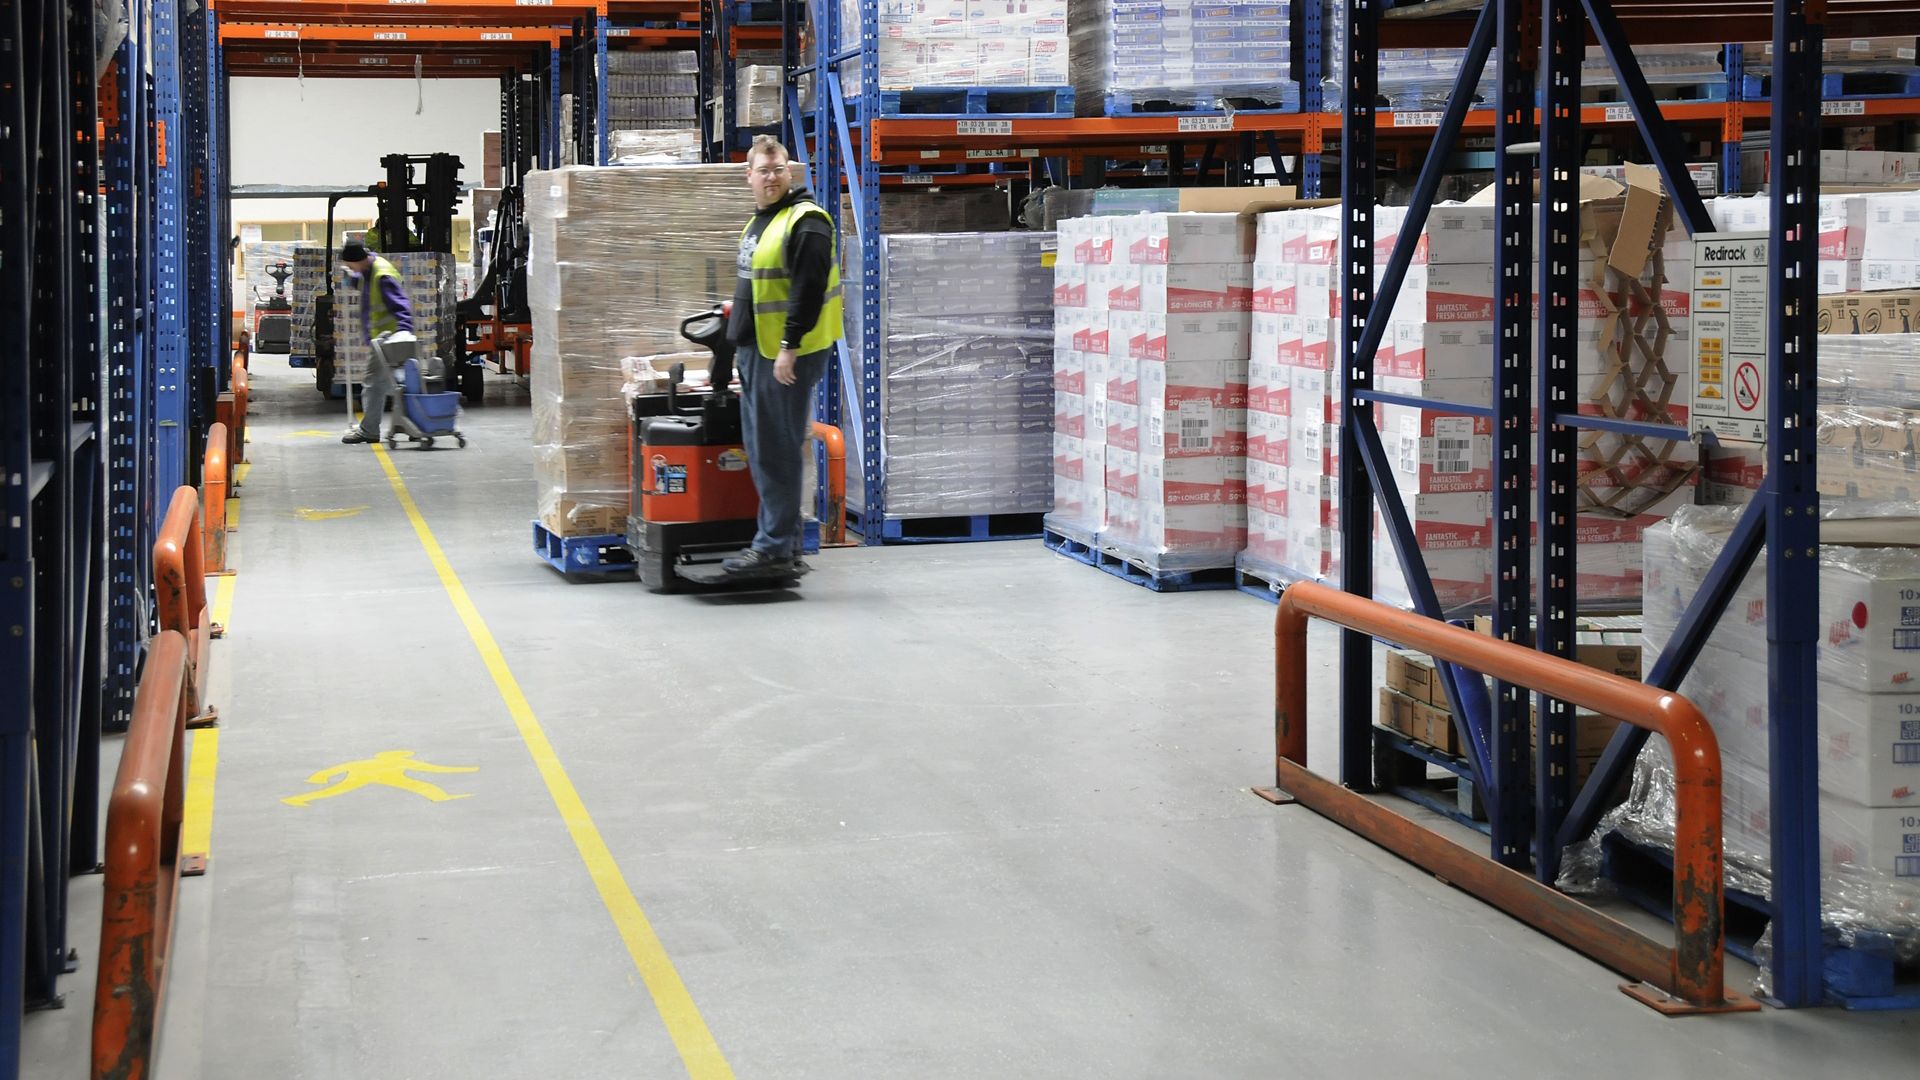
[369,444,735,1080]
[184,563,240,862]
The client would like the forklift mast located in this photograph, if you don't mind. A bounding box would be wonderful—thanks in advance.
[374,152,464,255]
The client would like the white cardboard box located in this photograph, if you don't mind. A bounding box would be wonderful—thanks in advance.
[1113,212,1253,266]
[1109,261,1253,314]
[1111,310,1251,362]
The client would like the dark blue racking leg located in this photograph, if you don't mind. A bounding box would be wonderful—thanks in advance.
[1534,0,1583,883]
[1762,0,1825,1010]
[1489,0,1535,870]
[1338,1,1380,791]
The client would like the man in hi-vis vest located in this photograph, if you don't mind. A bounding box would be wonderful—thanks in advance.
[723,135,843,576]
[337,239,415,445]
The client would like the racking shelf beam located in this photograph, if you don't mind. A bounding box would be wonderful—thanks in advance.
[226,52,546,77]
[216,0,604,23]
[219,24,564,43]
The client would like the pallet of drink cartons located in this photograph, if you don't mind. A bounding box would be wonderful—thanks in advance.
[1070,0,1298,116]
[842,0,1073,114]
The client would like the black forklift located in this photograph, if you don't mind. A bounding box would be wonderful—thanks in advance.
[313,153,486,403]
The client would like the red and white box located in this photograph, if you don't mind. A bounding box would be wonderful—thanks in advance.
[1053,389,1086,439]
[1377,405,1495,495]
[1244,509,1290,568]
[1251,261,1298,314]
[1105,399,1141,453]
[1102,352,1139,408]
[1139,453,1247,507]
[1052,346,1087,397]
[1296,316,1333,370]
[1141,358,1248,459]
[1278,207,1342,265]
[1248,409,1289,467]
[1113,212,1253,266]
[1105,447,1140,499]
[1057,216,1115,267]
[1109,262,1253,313]
[1275,313,1308,369]
[1111,310,1250,363]
[1388,320,1498,381]
[1289,365,1342,426]
[1053,262,1090,308]
[1392,262,1499,323]
[1069,312,1112,356]
[1294,262,1337,320]
[1375,203,1498,266]
[1138,501,1248,561]
[1287,470,1339,530]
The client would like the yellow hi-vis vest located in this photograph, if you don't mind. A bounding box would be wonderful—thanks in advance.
[365,255,403,339]
[746,200,844,358]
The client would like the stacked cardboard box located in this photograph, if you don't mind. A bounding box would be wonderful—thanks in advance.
[1068,0,1298,113]
[1048,215,1114,541]
[1097,211,1253,571]
[845,232,1055,519]
[1634,507,1920,932]
[320,251,457,383]
[842,0,1071,94]
[527,165,760,537]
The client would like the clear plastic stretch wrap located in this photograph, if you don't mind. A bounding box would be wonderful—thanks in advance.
[846,232,1056,520]
[288,248,328,356]
[737,64,784,128]
[840,0,1072,97]
[1069,0,1297,115]
[240,241,313,323]
[839,189,1013,236]
[606,49,698,134]
[1560,504,1920,964]
[527,165,761,537]
[609,130,703,166]
[1321,0,1490,113]
[1050,211,1253,571]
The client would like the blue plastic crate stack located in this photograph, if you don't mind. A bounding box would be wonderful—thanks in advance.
[845,231,1058,522]
[1069,0,1298,115]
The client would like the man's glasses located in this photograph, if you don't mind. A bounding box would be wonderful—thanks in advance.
[749,166,787,178]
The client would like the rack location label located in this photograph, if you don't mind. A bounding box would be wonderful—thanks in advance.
[1691,232,1770,445]
[957,119,1014,136]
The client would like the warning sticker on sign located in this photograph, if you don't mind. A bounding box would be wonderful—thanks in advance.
[1691,232,1770,445]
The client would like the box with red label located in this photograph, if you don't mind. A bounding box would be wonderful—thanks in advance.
[1246,459,1289,514]
[1244,510,1290,569]
[1251,260,1298,314]
[1387,320,1498,381]
[1064,309,1111,355]
[1102,352,1139,407]
[1053,389,1086,438]
[1820,260,1864,295]
[1139,453,1246,507]
[1275,313,1308,369]
[1141,359,1249,459]
[1052,262,1090,308]
[1108,262,1253,314]
[1110,310,1250,362]
[1376,203,1498,266]
[1373,541,1492,612]
[1111,212,1253,266]
[1283,520,1341,583]
[1296,316,1334,371]
[1247,350,1289,413]
[1247,408,1290,467]
[1294,262,1336,320]
[1379,406,1494,494]
[1276,206,1342,265]
[1105,399,1141,453]
[1289,365,1342,427]
[1104,446,1139,498]
[1391,263,1499,323]
[1132,500,1248,567]
[1057,216,1116,267]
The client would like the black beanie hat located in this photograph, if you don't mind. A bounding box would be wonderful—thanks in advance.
[339,240,368,263]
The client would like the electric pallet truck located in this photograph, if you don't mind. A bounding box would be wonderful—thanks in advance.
[627,302,809,592]
[253,260,294,354]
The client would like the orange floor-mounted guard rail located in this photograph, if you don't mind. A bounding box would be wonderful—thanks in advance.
[203,423,230,574]
[1264,581,1756,1015]
[230,364,249,470]
[154,486,217,725]
[810,422,852,548]
[93,629,192,1080]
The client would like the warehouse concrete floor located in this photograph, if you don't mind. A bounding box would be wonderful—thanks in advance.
[24,361,1920,1078]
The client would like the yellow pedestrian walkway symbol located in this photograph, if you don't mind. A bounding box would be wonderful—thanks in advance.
[282,750,478,807]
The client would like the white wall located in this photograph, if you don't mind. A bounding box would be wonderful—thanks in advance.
[229,77,499,226]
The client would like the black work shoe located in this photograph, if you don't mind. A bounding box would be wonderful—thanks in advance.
[721,548,784,575]
[341,429,375,444]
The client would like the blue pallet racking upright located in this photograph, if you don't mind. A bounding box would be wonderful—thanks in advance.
[2,0,113,1071]
[1327,0,1907,1009]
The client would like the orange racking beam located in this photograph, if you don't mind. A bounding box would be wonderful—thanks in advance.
[220,24,562,44]
[214,0,605,27]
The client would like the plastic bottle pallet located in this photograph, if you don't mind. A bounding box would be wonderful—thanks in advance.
[864,85,1075,118]
[857,511,1046,544]
[1100,89,1298,117]
[531,521,637,578]
[1601,831,1920,1010]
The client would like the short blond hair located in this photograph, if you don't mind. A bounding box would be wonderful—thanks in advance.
[748,134,791,166]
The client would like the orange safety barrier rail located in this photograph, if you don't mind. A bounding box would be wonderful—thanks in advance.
[203,423,231,575]
[154,486,218,726]
[231,364,249,472]
[92,629,192,1080]
[810,422,853,548]
[1261,581,1756,1015]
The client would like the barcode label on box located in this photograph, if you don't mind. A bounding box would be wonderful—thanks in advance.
[1899,856,1920,877]
[1824,100,1867,116]
[1394,111,1445,127]
[1895,743,1920,765]
[1179,402,1212,450]
[1433,417,1474,474]
[1397,424,1419,475]
[1178,116,1233,133]
[958,120,1014,136]
[1895,629,1920,650]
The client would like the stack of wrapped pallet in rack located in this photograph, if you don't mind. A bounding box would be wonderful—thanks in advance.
[1070,0,1297,115]
[607,51,703,165]
[839,0,1071,97]
[845,231,1058,522]
[526,164,758,539]
[288,248,328,358]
